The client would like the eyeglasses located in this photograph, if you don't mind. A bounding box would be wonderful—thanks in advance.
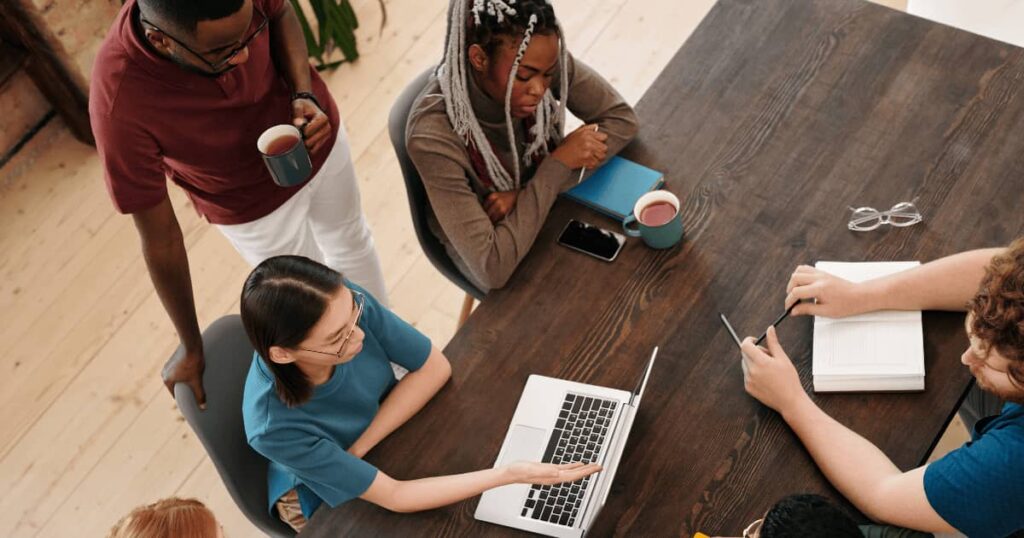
[743,517,764,538]
[299,290,365,359]
[140,7,268,72]
[847,200,923,232]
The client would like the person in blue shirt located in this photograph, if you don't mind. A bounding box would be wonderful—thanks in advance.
[738,240,1024,538]
[239,255,600,531]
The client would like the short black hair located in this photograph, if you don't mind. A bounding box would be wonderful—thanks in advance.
[759,494,863,538]
[138,0,246,35]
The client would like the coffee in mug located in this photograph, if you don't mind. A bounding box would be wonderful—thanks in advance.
[639,201,677,227]
[623,190,684,249]
[264,134,301,156]
[258,124,312,187]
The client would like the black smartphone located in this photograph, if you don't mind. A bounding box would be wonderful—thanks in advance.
[557,220,626,262]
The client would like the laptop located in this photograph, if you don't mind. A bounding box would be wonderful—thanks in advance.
[474,347,658,537]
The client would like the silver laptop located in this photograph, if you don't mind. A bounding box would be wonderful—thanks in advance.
[474,347,658,537]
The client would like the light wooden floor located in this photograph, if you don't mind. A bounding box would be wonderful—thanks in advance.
[0,0,961,536]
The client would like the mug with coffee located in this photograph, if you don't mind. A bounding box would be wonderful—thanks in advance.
[622,190,683,249]
[258,124,312,187]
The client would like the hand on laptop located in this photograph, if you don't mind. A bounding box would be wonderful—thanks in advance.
[507,461,602,485]
[740,327,809,416]
[785,265,868,318]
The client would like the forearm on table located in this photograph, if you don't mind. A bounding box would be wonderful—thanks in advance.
[864,248,1002,312]
[270,2,313,93]
[349,348,451,457]
[782,397,915,523]
[366,467,513,513]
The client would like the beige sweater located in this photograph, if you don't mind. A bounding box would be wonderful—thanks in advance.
[406,54,639,291]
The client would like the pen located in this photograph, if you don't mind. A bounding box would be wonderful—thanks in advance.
[719,313,743,348]
[753,301,798,346]
[576,124,600,184]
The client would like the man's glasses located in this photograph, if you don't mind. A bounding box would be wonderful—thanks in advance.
[847,200,923,232]
[299,290,365,359]
[141,7,268,72]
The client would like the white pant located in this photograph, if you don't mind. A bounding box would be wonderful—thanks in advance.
[217,125,389,305]
[908,0,1024,48]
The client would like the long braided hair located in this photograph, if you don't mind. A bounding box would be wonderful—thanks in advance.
[437,0,569,192]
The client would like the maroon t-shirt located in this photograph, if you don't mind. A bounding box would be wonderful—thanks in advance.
[89,0,340,224]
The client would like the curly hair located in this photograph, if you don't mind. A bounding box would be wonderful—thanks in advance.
[968,237,1024,388]
[108,497,218,538]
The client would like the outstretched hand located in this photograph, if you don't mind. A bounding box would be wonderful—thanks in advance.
[507,461,602,485]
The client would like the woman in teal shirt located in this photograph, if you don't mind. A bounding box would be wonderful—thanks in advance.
[240,255,599,531]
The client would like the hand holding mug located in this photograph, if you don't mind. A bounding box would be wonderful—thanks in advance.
[292,97,330,154]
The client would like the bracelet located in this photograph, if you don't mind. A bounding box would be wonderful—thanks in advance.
[291,91,322,111]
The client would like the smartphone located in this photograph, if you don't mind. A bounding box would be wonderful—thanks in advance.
[557,220,626,262]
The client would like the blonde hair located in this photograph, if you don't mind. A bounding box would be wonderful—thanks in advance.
[108,498,219,538]
[437,0,569,192]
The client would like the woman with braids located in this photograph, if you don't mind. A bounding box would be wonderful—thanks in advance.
[240,255,601,531]
[407,0,639,291]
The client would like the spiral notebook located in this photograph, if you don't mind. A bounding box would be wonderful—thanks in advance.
[812,261,925,392]
[562,156,665,221]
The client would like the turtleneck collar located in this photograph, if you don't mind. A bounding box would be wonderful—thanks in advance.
[468,67,509,125]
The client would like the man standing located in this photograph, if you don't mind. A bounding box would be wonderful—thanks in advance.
[89,0,388,407]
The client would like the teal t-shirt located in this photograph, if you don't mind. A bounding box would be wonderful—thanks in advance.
[923,402,1024,538]
[242,282,432,518]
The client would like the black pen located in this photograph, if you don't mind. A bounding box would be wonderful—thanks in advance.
[753,302,798,346]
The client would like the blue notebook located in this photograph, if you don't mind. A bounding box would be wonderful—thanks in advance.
[562,156,665,221]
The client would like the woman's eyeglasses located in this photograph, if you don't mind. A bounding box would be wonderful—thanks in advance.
[299,290,365,359]
[743,517,764,538]
[847,200,923,232]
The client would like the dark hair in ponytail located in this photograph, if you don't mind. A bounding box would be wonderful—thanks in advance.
[240,255,343,407]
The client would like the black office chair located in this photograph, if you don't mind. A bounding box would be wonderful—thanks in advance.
[388,67,486,325]
[173,315,294,538]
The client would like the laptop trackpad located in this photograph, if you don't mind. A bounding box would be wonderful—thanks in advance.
[497,425,548,465]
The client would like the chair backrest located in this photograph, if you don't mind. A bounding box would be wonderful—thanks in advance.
[173,315,294,538]
[388,66,486,300]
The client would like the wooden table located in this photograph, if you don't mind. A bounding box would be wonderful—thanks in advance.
[303,0,1024,535]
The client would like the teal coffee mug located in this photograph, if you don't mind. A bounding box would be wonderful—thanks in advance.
[622,190,684,249]
[258,124,312,187]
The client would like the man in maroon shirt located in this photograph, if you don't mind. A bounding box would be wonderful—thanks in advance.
[89,0,388,407]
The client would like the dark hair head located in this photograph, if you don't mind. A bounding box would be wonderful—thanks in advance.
[969,237,1024,388]
[759,494,862,538]
[138,0,246,35]
[468,0,559,57]
[240,255,344,407]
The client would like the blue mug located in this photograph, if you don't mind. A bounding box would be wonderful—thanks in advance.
[258,124,312,187]
[622,190,684,249]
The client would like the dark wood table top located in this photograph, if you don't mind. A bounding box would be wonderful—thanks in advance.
[303,0,1024,535]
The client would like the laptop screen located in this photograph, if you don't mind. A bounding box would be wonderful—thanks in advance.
[629,347,658,406]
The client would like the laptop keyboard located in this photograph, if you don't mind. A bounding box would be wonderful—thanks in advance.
[520,393,618,527]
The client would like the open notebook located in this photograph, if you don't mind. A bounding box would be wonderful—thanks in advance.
[812,261,924,392]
